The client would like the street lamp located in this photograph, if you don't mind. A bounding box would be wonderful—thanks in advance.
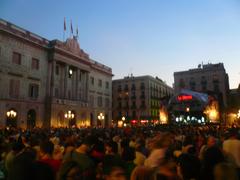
[98,113,105,126]
[6,110,17,118]
[237,110,240,119]
[122,116,126,121]
[64,111,75,127]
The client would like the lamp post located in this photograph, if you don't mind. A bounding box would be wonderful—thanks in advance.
[64,111,74,127]
[237,110,240,119]
[6,110,17,118]
[6,110,17,127]
[98,113,105,127]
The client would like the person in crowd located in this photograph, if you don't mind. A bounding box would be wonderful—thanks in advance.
[223,129,240,169]
[213,162,239,180]
[102,155,126,180]
[122,146,136,179]
[133,139,146,166]
[130,166,156,180]
[199,135,217,160]
[200,146,225,180]
[5,141,25,173]
[58,160,83,180]
[177,153,201,180]
[63,135,96,179]
[39,140,62,175]
[144,132,172,168]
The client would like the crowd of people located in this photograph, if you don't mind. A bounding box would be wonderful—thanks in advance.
[0,125,239,180]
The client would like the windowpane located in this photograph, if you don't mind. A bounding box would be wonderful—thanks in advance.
[98,79,102,87]
[12,52,21,65]
[9,79,20,98]
[29,84,39,99]
[32,58,39,70]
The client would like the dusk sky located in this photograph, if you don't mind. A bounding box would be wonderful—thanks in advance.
[1,0,240,88]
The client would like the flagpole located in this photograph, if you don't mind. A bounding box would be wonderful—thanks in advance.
[70,20,73,38]
[63,17,66,42]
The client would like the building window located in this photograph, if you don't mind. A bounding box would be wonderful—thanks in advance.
[132,101,136,108]
[90,95,94,107]
[29,84,39,99]
[55,88,59,98]
[140,82,145,89]
[9,79,20,98]
[12,52,21,65]
[98,79,102,87]
[118,85,122,92]
[124,84,128,91]
[91,77,94,85]
[189,78,196,91]
[118,102,122,108]
[98,96,103,107]
[132,111,136,118]
[131,84,136,91]
[105,98,110,108]
[56,65,59,75]
[68,90,71,99]
[179,79,185,89]
[31,58,39,70]
[106,81,109,89]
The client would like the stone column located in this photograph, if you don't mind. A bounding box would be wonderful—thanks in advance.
[51,60,56,96]
[60,64,64,98]
[85,72,89,102]
[64,65,68,99]
[76,68,80,100]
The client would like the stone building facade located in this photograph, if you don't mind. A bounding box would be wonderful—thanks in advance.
[174,63,229,108]
[0,19,112,128]
[112,75,173,123]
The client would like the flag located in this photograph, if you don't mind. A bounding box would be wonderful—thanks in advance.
[64,17,66,31]
[76,27,78,37]
[70,20,73,34]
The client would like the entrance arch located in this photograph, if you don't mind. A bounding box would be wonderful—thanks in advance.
[6,108,18,128]
[27,109,36,130]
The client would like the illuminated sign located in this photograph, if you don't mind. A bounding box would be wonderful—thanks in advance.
[177,95,193,101]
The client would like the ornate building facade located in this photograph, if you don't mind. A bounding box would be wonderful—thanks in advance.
[0,19,112,128]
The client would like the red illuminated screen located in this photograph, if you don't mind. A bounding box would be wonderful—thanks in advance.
[177,95,193,101]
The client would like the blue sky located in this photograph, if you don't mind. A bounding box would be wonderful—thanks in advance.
[1,0,240,88]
